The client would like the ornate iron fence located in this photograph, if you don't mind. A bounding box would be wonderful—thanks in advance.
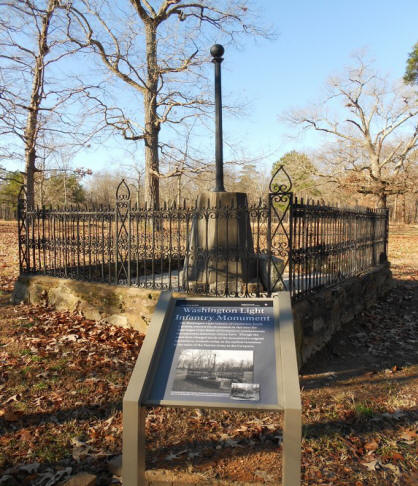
[17,167,389,299]
[290,197,388,300]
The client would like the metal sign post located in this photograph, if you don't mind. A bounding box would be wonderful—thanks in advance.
[123,291,301,486]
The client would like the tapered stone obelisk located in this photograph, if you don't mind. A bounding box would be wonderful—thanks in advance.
[184,45,257,294]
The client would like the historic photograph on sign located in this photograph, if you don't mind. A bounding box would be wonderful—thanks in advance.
[230,383,260,401]
[172,349,254,394]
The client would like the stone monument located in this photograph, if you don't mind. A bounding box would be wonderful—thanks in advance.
[184,45,257,293]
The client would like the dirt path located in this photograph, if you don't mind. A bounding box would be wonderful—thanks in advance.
[0,221,417,485]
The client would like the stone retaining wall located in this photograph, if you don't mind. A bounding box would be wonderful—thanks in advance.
[12,275,160,333]
[292,263,392,365]
[12,263,392,367]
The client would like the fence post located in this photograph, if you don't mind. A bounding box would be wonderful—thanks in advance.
[384,208,389,262]
[115,180,131,285]
[63,207,68,278]
[17,185,29,274]
[267,196,272,296]
[371,210,376,266]
[288,193,294,298]
[268,165,293,297]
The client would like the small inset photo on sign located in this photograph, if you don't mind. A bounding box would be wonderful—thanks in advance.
[230,383,260,401]
[172,349,254,394]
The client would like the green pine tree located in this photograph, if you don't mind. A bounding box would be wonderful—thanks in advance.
[404,42,418,85]
[0,170,24,210]
[271,151,321,198]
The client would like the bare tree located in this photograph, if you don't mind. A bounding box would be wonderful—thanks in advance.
[0,0,101,208]
[66,0,269,208]
[121,162,145,207]
[83,170,128,206]
[1,0,62,208]
[159,121,214,204]
[286,56,418,208]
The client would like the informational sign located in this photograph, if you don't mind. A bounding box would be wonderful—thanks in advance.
[123,292,301,486]
[146,299,279,407]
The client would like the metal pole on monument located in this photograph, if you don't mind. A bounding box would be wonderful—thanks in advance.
[211,43,226,192]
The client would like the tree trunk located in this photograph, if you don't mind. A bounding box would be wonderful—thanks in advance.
[143,22,160,209]
[177,175,181,207]
[415,198,418,224]
[24,83,41,209]
[23,0,57,209]
[136,171,140,207]
[25,149,36,209]
[377,192,387,209]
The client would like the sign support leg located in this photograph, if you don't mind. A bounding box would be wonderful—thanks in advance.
[277,292,301,486]
[282,407,301,486]
[123,402,146,486]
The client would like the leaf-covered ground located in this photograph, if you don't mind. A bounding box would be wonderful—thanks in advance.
[0,220,417,485]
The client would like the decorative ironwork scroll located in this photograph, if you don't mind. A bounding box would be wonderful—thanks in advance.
[267,165,293,295]
[115,180,131,285]
[17,185,29,273]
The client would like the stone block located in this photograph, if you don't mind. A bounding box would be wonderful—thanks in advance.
[293,262,392,365]
[107,455,122,477]
[58,472,96,486]
[12,275,159,333]
[11,278,28,303]
[184,192,256,286]
[257,254,285,292]
[207,279,263,295]
[107,315,129,328]
[312,317,325,333]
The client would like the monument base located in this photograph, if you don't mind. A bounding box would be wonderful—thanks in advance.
[184,191,257,292]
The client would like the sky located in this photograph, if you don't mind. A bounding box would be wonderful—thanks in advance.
[4,0,418,178]
[219,0,418,171]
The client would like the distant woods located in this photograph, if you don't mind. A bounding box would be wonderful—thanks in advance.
[72,163,270,208]
[271,151,418,224]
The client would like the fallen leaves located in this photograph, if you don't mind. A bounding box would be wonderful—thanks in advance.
[3,394,21,404]
[0,403,24,422]
[17,429,33,443]
[360,458,402,477]
[71,438,91,462]
[0,278,143,484]
[360,459,379,471]
[399,429,417,445]
[298,225,418,484]
[0,222,417,485]
[364,439,379,451]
